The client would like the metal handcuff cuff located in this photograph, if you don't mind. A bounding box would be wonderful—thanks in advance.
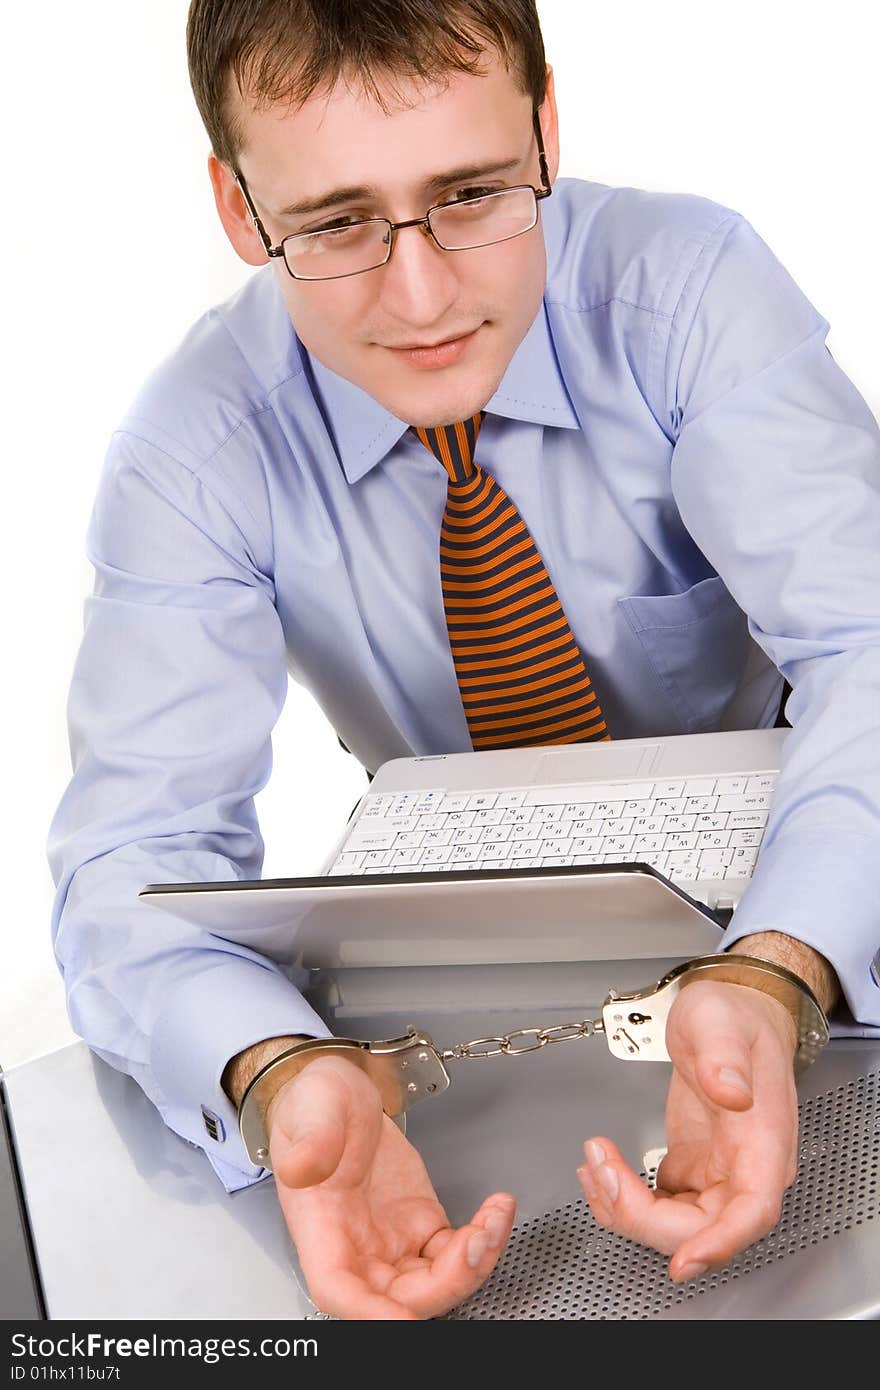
[238,953,830,1169]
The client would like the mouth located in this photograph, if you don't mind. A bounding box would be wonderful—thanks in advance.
[383,325,483,369]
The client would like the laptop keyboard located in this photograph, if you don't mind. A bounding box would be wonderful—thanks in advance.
[327,769,778,899]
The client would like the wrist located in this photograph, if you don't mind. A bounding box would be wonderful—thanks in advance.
[730,931,840,1016]
[221,1035,314,1110]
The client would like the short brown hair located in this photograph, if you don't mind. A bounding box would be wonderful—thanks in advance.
[186,0,547,170]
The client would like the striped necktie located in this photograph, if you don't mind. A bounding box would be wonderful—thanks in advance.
[412,412,610,750]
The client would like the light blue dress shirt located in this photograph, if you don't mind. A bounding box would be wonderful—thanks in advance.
[47,176,880,1192]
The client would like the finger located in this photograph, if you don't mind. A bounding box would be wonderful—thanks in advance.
[667,1185,786,1282]
[421,1194,515,1259]
[666,985,756,1113]
[577,1137,710,1256]
[312,1267,421,1321]
[389,1193,517,1318]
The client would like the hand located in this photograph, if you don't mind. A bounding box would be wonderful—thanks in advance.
[266,1053,516,1319]
[577,980,799,1282]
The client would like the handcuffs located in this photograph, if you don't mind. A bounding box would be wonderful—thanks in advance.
[238,953,830,1169]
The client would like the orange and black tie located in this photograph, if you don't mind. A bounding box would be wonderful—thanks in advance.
[412,412,610,750]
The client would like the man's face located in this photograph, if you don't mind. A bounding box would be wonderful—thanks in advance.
[212,50,559,428]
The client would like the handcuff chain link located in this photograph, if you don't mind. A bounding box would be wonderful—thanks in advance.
[439,1016,604,1061]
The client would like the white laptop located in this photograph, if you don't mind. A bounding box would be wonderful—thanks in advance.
[141,727,788,969]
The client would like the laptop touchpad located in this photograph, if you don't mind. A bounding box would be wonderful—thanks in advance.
[535,742,660,783]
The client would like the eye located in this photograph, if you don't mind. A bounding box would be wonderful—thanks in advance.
[309,215,364,234]
[450,185,498,203]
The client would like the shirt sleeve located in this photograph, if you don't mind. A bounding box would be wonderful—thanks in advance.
[47,429,333,1192]
[665,212,880,1032]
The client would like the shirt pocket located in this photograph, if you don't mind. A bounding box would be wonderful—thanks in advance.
[616,574,751,734]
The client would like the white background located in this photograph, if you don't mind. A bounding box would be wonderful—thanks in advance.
[3,1,878,1071]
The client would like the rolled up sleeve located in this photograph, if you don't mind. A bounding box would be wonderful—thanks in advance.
[47,430,331,1191]
[667,213,880,1031]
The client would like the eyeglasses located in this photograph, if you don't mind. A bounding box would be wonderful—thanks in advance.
[234,110,552,282]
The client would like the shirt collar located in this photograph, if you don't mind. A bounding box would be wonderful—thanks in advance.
[307,293,581,486]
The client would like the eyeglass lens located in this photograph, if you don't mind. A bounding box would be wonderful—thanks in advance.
[284,186,538,281]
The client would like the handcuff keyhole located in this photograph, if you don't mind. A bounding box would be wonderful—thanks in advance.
[628,1011,652,1025]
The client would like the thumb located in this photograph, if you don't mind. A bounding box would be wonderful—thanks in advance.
[668,984,756,1112]
[266,1056,377,1189]
[692,1033,754,1111]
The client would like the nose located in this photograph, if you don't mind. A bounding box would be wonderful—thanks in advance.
[375,220,460,329]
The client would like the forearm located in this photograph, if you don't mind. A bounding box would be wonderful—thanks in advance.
[731,930,840,1016]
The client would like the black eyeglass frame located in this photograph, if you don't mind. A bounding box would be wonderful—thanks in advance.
[233,109,552,282]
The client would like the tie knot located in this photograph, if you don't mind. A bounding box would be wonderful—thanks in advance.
[411,413,484,483]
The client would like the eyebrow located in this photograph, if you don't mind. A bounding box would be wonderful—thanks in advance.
[275,156,524,218]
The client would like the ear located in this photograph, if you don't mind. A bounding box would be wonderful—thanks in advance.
[537,64,560,185]
[207,153,269,267]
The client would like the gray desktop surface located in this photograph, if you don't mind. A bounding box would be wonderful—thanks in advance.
[0,1078,44,1319]
[3,958,879,1321]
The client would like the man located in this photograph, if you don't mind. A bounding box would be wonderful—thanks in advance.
[47,0,879,1321]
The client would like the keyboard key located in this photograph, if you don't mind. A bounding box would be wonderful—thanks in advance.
[542,838,572,856]
[623,800,653,817]
[510,823,539,841]
[472,808,505,826]
[696,830,731,849]
[439,794,470,813]
[479,823,511,842]
[345,829,397,850]
[746,775,777,794]
[496,790,527,808]
[698,847,735,866]
[451,827,482,844]
[384,815,420,832]
[728,810,769,829]
[444,811,475,827]
[729,829,763,847]
[593,801,626,818]
[604,817,634,836]
[393,831,425,848]
[511,840,541,858]
[655,798,686,815]
[715,776,747,795]
[573,854,604,864]
[684,778,717,795]
[362,849,393,869]
[572,836,603,854]
[450,844,481,862]
[422,828,453,845]
[564,802,595,819]
[695,813,729,830]
[684,796,718,813]
[667,832,699,850]
[422,846,452,864]
[634,834,666,852]
[360,794,396,817]
[481,841,512,859]
[466,792,498,810]
[601,835,635,854]
[390,847,424,866]
[663,813,696,832]
[716,793,771,812]
[654,780,685,798]
[632,816,666,834]
[507,807,535,825]
[541,856,573,866]
[416,813,447,830]
[330,851,365,871]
